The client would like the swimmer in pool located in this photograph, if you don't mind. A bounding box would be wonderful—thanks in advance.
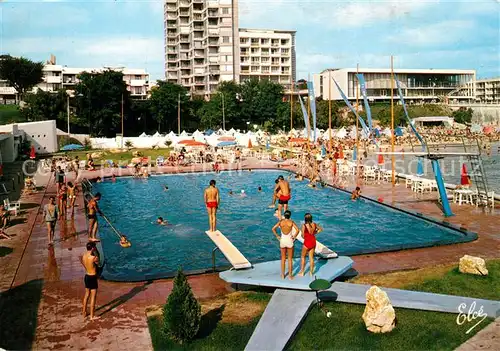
[229,190,233,195]
[258,186,262,192]
[351,186,361,200]
[157,217,168,225]
[241,190,246,197]
[164,185,169,191]
[272,210,299,280]
[120,235,131,247]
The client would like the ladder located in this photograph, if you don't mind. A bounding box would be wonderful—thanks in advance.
[463,138,490,205]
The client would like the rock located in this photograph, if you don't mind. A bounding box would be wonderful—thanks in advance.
[459,255,488,276]
[91,152,103,159]
[362,286,396,333]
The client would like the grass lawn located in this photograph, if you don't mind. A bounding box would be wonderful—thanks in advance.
[53,148,173,164]
[0,104,23,124]
[148,260,499,350]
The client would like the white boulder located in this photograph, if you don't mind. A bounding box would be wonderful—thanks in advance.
[362,286,396,333]
[459,255,488,276]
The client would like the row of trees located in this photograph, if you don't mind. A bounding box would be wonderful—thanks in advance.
[1,55,463,137]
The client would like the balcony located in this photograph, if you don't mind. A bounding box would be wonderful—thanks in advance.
[130,79,147,87]
[45,75,62,84]
[179,1,190,7]
[208,28,219,35]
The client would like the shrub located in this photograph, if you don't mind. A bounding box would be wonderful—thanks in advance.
[162,269,201,343]
[124,140,134,149]
[164,140,172,148]
[83,138,92,150]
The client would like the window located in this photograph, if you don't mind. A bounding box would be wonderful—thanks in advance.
[222,8,229,14]
[222,36,230,43]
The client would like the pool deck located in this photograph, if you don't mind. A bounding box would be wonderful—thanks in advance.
[1,158,499,350]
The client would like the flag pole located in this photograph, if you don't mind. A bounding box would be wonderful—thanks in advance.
[391,56,395,185]
[356,63,360,185]
[307,74,312,152]
[177,93,181,135]
[328,70,332,153]
[290,81,294,132]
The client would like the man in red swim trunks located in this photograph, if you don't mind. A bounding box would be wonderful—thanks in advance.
[204,179,220,232]
[277,175,291,219]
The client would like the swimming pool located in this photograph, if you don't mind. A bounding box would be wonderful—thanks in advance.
[92,170,476,281]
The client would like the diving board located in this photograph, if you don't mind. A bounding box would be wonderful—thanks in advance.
[220,257,353,290]
[245,289,315,351]
[205,230,252,270]
[294,230,338,259]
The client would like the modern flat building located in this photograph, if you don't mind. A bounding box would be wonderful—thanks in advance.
[473,77,500,104]
[238,28,296,89]
[164,0,239,97]
[40,64,150,99]
[313,68,476,103]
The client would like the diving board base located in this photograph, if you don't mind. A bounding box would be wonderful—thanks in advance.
[220,257,353,291]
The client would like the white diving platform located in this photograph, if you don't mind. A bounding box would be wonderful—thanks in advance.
[220,257,354,290]
[205,230,252,270]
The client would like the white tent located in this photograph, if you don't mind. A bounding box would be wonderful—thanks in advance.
[180,130,188,137]
[336,127,347,139]
[153,131,161,137]
[139,132,147,138]
[229,128,236,135]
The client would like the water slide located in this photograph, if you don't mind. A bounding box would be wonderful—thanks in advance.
[205,230,252,270]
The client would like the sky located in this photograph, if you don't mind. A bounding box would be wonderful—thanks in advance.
[1,0,499,81]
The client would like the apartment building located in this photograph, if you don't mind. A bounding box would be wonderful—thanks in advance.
[474,77,500,104]
[39,65,150,99]
[239,28,296,89]
[313,68,476,103]
[0,64,150,102]
[164,0,239,97]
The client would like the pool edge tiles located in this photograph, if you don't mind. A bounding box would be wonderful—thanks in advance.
[92,169,478,282]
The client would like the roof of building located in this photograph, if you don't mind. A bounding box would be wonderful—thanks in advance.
[319,68,476,75]
[411,116,454,123]
[239,28,296,34]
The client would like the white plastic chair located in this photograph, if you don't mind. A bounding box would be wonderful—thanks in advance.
[4,199,20,216]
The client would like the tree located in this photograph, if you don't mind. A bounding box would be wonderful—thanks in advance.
[20,89,66,122]
[163,269,201,343]
[199,81,241,129]
[74,70,130,137]
[149,81,189,132]
[240,79,284,126]
[451,107,473,124]
[0,55,44,104]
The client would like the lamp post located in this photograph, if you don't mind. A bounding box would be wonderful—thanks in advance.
[221,93,226,131]
[65,90,72,138]
[246,121,250,132]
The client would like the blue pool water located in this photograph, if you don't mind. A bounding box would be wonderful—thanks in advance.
[93,170,475,281]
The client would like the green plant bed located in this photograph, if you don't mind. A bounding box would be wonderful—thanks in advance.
[148,314,260,351]
[405,261,500,301]
[289,303,492,351]
[0,105,23,124]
